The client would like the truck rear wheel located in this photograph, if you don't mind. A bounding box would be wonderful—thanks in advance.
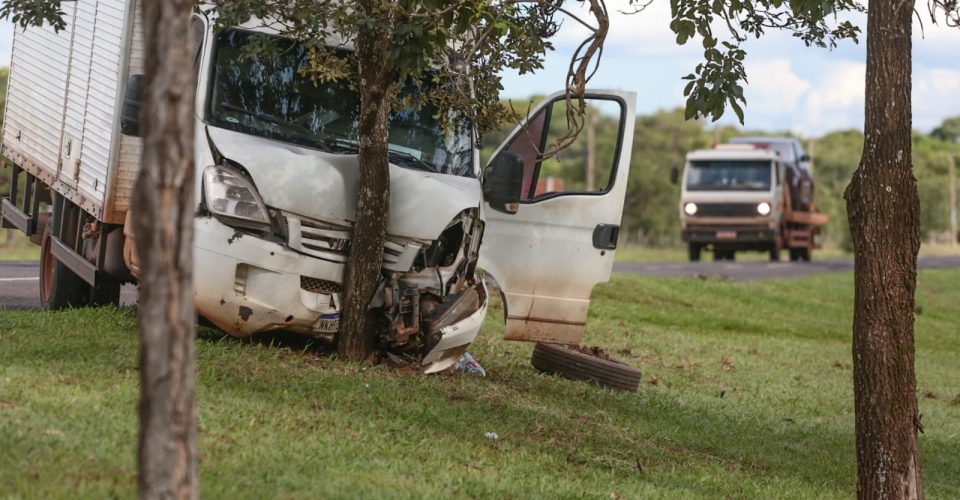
[89,277,122,306]
[40,227,90,309]
[688,243,702,262]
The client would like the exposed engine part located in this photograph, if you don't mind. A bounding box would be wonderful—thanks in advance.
[343,208,487,359]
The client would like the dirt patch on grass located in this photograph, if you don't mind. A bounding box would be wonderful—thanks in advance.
[570,345,611,360]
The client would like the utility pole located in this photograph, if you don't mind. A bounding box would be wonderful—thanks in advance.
[950,152,957,246]
[586,108,595,191]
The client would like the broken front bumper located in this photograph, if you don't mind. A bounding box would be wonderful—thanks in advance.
[193,217,488,372]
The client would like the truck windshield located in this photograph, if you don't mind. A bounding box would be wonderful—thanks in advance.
[207,30,474,177]
[686,160,772,191]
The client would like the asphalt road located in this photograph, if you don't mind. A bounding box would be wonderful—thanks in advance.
[612,255,960,281]
[0,260,137,310]
[3,255,960,310]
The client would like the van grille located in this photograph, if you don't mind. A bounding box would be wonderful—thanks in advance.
[693,203,758,217]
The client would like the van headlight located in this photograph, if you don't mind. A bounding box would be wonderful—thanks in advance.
[683,202,698,216]
[757,202,772,216]
[203,164,271,229]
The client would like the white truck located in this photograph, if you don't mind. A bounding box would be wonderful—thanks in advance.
[675,142,827,262]
[1,1,637,373]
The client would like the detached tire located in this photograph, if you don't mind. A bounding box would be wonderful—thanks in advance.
[531,343,642,392]
[40,227,90,309]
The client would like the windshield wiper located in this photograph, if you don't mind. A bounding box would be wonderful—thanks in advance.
[388,150,438,174]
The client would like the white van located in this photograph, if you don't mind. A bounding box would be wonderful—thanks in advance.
[1,2,636,372]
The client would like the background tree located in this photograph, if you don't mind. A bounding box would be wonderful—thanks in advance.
[135,0,198,497]
[213,0,609,361]
[635,0,960,496]
[2,0,200,497]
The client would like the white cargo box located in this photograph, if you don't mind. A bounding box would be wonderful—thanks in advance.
[2,0,144,224]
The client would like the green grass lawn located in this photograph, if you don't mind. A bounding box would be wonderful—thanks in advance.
[1,270,958,498]
[0,231,39,261]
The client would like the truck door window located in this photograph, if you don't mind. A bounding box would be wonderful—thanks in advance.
[491,96,625,201]
[533,98,624,198]
[492,109,547,200]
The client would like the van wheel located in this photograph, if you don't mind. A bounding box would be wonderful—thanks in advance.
[769,246,781,261]
[40,227,90,309]
[688,243,702,262]
[531,343,642,392]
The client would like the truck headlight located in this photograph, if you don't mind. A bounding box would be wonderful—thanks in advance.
[757,202,772,216]
[684,202,698,216]
[203,164,270,228]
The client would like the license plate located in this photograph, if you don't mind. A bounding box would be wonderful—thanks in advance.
[314,314,341,333]
[716,230,737,240]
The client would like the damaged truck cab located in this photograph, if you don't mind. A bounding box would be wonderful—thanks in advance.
[1,4,636,372]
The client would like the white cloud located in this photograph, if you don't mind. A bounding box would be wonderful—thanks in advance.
[799,62,866,135]
[913,67,960,132]
[553,1,701,57]
[744,58,812,113]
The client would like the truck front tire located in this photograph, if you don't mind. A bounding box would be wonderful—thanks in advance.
[688,243,702,262]
[40,227,90,309]
[789,248,812,262]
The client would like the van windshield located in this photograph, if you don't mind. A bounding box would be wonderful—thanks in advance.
[686,160,772,191]
[207,30,474,177]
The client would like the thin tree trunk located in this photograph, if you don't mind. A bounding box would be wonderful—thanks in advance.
[586,108,595,191]
[337,0,393,361]
[844,0,923,498]
[135,0,198,497]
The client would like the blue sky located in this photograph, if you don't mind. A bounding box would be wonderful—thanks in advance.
[498,1,960,137]
[0,1,957,137]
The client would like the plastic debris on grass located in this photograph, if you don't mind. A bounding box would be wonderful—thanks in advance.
[451,352,486,377]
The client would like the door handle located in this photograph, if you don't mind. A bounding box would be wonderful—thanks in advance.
[592,224,619,250]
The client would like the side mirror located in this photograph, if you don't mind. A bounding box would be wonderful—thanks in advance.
[799,154,811,163]
[483,151,525,214]
[669,165,680,185]
[121,74,144,137]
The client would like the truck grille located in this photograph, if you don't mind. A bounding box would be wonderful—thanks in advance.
[285,213,424,272]
[693,203,758,217]
[300,276,342,295]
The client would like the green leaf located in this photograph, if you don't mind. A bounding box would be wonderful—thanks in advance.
[730,97,745,124]
[684,98,698,120]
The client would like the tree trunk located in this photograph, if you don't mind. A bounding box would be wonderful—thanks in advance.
[135,0,198,498]
[337,0,393,361]
[843,1,923,498]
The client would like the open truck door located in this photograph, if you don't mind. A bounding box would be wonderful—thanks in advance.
[479,90,636,345]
